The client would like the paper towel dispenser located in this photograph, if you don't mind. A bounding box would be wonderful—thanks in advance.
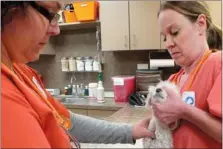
[149,50,175,70]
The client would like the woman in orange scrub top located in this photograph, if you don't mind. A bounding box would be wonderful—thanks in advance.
[1,1,154,148]
[152,1,222,148]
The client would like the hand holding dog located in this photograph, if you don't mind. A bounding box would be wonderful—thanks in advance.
[132,118,155,140]
[151,87,188,125]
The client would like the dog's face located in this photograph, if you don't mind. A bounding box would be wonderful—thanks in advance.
[145,81,179,107]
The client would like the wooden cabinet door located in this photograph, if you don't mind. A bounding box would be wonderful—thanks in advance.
[206,1,222,29]
[129,1,161,50]
[100,1,130,51]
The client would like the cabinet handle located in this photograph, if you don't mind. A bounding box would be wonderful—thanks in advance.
[124,35,128,48]
[133,34,136,47]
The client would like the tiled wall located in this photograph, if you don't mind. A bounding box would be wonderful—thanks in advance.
[28,29,177,92]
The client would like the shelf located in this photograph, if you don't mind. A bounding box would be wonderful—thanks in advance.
[59,20,100,31]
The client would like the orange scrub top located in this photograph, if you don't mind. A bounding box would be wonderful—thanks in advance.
[169,51,222,148]
[1,63,74,148]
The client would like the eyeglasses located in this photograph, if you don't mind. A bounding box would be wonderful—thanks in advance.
[29,2,60,26]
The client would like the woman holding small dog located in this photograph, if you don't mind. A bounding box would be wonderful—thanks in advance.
[152,1,222,148]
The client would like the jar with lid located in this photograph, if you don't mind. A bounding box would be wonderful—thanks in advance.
[84,56,93,71]
[68,57,76,71]
[76,57,85,71]
[88,83,98,99]
[61,57,69,72]
[93,58,100,72]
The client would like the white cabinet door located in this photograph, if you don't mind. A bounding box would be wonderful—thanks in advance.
[100,1,129,51]
[206,1,222,29]
[129,1,161,50]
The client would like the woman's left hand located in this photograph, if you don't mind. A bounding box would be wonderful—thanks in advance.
[151,87,188,125]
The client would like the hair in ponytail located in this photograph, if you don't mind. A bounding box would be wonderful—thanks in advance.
[207,24,222,50]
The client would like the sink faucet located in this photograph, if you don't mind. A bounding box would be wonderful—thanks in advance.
[70,75,76,84]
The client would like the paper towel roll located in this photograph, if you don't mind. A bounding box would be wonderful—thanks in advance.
[150,59,175,69]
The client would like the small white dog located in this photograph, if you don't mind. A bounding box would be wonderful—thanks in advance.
[142,80,180,148]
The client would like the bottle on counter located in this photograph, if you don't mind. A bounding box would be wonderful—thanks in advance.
[97,81,105,103]
[89,83,97,99]
[84,85,89,96]
[76,84,80,96]
[80,84,85,96]
[64,86,68,95]
[72,85,77,96]
[67,84,72,95]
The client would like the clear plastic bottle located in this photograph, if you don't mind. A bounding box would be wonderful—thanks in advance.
[97,81,105,103]
[72,85,77,96]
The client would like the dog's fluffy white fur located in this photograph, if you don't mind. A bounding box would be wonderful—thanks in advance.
[142,80,180,148]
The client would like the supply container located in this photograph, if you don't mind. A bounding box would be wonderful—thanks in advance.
[88,83,98,99]
[93,58,100,71]
[84,56,93,71]
[61,57,69,72]
[112,76,135,102]
[72,1,99,22]
[68,57,76,71]
[76,57,85,71]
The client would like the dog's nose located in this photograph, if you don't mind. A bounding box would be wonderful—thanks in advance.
[156,88,162,93]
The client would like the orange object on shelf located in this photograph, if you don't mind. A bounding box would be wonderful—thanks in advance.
[63,10,77,23]
[72,1,99,22]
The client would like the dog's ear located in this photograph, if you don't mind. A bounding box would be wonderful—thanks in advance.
[145,86,155,108]
[145,93,151,108]
[148,86,155,94]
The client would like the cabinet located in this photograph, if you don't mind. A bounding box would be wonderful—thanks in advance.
[129,1,161,50]
[100,1,129,51]
[100,1,161,51]
[206,1,222,28]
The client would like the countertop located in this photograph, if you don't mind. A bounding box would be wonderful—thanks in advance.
[105,105,152,124]
[80,104,152,148]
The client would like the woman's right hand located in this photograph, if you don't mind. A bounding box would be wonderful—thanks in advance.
[151,87,188,125]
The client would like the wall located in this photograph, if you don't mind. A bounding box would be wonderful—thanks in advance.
[29,29,177,92]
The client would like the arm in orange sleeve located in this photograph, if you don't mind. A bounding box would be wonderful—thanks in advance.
[182,73,222,143]
[2,91,51,148]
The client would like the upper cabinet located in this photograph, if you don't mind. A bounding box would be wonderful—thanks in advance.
[206,1,222,28]
[129,1,161,50]
[100,1,161,51]
[100,1,129,51]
